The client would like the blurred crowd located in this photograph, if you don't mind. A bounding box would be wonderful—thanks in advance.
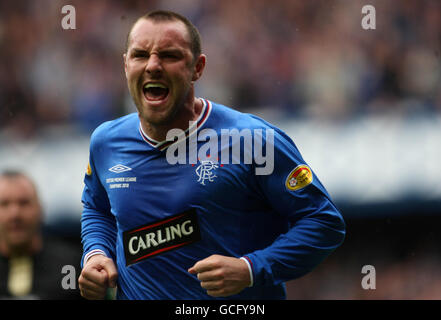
[286,246,441,299]
[0,0,440,139]
[286,215,441,299]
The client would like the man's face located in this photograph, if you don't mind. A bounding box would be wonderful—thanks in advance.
[0,176,41,252]
[124,19,205,126]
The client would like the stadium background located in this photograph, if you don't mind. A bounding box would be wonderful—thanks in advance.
[1,0,440,299]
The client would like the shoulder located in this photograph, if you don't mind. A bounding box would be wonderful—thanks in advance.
[209,100,293,142]
[209,100,275,130]
[89,113,139,148]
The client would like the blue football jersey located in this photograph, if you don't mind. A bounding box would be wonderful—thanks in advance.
[81,98,345,299]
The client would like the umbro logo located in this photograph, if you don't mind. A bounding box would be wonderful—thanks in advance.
[109,164,132,173]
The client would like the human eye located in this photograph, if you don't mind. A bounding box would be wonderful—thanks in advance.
[18,198,31,207]
[131,50,148,58]
[160,50,182,60]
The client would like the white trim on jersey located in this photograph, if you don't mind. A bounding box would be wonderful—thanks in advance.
[138,98,212,151]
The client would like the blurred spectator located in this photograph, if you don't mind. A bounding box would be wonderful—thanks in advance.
[0,170,81,299]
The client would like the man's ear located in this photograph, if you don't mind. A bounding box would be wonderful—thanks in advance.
[192,54,206,82]
[123,53,128,78]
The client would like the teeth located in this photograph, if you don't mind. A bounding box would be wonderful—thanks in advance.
[144,83,167,90]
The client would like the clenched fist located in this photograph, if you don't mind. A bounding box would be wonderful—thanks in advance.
[78,255,118,300]
[188,254,251,297]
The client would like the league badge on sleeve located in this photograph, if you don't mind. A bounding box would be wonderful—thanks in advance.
[86,163,92,176]
[285,164,313,191]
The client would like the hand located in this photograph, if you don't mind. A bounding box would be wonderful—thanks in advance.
[188,254,251,297]
[78,254,118,300]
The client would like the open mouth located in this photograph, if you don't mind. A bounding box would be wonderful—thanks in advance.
[143,82,169,102]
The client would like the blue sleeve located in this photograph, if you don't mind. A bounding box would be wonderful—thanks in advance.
[245,127,346,287]
[80,132,117,267]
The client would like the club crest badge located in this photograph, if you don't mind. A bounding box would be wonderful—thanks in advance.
[195,160,218,185]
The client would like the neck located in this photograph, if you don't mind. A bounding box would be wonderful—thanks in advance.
[0,235,42,258]
[141,97,203,142]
